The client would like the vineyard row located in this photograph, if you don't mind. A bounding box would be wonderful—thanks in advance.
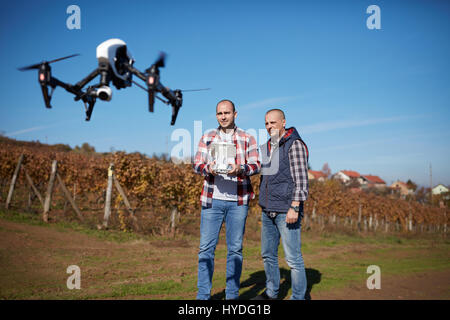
[0,144,448,234]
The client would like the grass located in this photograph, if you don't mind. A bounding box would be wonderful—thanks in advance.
[0,209,147,243]
[0,208,449,299]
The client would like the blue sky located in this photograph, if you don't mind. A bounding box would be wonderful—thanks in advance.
[1,0,449,187]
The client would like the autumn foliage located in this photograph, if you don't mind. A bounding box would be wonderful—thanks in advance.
[0,137,448,230]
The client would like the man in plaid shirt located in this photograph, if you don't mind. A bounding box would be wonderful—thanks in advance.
[253,108,309,300]
[193,99,260,300]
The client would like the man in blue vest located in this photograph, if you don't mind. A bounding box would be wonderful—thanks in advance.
[254,108,309,300]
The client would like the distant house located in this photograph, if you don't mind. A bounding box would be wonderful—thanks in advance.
[390,181,413,196]
[308,170,327,181]
[432,184,449,195]
[349,187,362,194]
[361,175,386,188]
[332,170,363,185]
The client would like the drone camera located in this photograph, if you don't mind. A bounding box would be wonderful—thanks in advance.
[97,85,112,101]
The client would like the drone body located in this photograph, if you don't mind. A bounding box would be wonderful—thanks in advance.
[19,38,183,125]
[96,38,134,93]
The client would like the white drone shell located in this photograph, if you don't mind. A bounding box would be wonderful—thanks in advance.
[96,38,134,81]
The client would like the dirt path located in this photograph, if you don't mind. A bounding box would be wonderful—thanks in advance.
[0,218,448,300]
[312,270,450,300]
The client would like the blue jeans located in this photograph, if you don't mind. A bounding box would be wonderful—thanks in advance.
[261,211,307,300]
[197,199,249,300]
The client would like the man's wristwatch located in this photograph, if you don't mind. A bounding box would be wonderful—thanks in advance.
[290,205,300,212]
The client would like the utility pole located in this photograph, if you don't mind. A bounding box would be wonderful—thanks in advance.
[429,163,432,204]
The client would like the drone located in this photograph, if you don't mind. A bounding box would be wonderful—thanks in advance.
[18,38,208,125]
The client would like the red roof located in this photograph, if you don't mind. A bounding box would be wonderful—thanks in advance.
[309,170,327,178]
[362,175,385,184]
[340,170,361,178]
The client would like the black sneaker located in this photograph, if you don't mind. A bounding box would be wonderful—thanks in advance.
[251,291,277,300]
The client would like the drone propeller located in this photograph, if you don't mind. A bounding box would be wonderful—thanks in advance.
[18,54,80,109]
[17,54,80,71]
[133,80,210,98]
[154,52,166,69]
[130,51,208,125]
[132,80,168,104]
[180,88,211,92]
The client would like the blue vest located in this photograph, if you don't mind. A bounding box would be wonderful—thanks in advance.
[258,127,307,213]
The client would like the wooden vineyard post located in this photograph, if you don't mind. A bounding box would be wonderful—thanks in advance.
[27,186,33,212]
[408,212,413,232]
[170,207,178,237]
[358,202,362,231]
[113,175,139,231]
[311,202,316,229]
[56,173,84,221]
[43,160,58,222]
[444,211,447,235]
[407,201,412,232]
[303,212,308,229]
[23,167,44,208]
[102,163,114,229]
[5,154,24,209]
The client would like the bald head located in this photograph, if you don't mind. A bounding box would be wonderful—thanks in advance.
[216,99,236,113]
[266,108,285,120]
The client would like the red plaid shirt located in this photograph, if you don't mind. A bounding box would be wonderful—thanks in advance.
[193,125,261,208]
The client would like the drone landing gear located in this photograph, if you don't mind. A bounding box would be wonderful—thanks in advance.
[83,96,96,121]
[75,86,98,121]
